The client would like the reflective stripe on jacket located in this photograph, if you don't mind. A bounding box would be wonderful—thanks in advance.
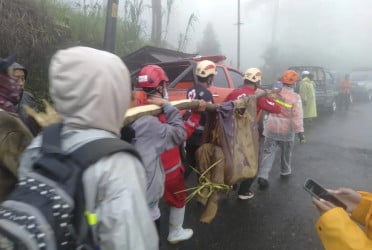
[263,86,304,141]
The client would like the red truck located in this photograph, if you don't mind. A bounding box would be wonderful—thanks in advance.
[132,55,243,104]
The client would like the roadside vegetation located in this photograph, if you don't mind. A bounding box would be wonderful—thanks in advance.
[0,0,151,104]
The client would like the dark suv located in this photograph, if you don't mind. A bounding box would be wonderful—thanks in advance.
[289,66,339,113]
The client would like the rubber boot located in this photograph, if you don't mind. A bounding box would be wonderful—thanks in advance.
[167,206,193,244]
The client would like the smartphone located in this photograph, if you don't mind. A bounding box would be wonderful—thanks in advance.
[303,179,347,209]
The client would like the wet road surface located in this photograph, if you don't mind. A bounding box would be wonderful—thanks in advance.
[159,101,372,250]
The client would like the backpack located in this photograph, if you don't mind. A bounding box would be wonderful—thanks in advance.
[0,123,141,250]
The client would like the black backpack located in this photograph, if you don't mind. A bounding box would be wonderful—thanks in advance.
[0,123,141,250]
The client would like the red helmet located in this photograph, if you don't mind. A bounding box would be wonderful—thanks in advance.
[138,65,169,89]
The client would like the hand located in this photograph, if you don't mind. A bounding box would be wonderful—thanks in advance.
[328,188,362,213]
[298,132,306,144]
[147,96,168,107]
[312,197,336,216]
[24,99,62,127]
[192,100,207,112]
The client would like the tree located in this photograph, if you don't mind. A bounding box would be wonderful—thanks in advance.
[177,13,198,52]
[197,22,221,55]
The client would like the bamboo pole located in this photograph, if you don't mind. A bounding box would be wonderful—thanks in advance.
[122,90,273,126]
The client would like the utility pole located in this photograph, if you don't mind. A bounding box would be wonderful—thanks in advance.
[103,0,119,53]
[237,0,242,70]
[271,0,279,45]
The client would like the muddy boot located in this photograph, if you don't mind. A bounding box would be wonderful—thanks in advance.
[167,206,193,244]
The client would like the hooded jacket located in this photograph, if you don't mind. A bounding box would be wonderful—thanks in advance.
[18,47,158,250]
[316,191,372,250]
[128,103,186,219]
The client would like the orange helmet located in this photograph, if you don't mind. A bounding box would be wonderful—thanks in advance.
[281,70,299,85]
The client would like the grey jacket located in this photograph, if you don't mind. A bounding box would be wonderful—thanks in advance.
[19,128,159,250]
[130,104,186,215]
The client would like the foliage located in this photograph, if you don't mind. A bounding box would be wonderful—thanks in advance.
[117,0,146,55]
[177,13,198,52]
[196,22,221,56]
[0,0,147,105]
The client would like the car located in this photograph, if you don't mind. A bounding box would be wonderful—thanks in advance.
[288,66,339,113]
[131,55,243,105]
[349,68,372,102]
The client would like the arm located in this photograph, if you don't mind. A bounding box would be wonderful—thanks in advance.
[184,111,201,139]
[291,98,304,133]
[161,103,187,150]
[90,153,159,250]
[351,192,372,234]
[299,82,308,104]
[257,96,281,114]
[316,207,372,250]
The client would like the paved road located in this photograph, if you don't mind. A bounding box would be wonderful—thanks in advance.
[159,101,372,250]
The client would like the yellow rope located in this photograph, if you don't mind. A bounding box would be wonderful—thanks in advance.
[175,159,232,203]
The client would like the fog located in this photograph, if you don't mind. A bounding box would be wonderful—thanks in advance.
[67,0,372,78]
[163,0,372,76]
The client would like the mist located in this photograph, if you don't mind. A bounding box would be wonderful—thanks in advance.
[163,0,372,78]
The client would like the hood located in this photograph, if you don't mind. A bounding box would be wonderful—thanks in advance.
[0,73,20,113]
[49,46,131,136]
[11,62,28,80]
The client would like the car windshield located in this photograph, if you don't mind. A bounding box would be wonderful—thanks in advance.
[350,71,372,81]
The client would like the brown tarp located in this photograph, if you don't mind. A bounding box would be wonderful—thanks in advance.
[196,96,259,223]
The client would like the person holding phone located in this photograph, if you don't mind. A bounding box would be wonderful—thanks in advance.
[311,187,372,249]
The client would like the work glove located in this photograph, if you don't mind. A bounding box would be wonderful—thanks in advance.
[298,132,306,144]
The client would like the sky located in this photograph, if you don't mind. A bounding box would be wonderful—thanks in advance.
[159,0,372,74]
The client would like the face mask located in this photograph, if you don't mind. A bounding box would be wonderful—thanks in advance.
[163,87,169,100]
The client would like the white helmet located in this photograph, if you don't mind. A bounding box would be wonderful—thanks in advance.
[301,70,310,77]
[243,68,261,83]
[195,60,217,78]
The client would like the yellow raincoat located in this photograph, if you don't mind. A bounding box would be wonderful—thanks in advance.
[316,191,372,250]
[299,77,317,119]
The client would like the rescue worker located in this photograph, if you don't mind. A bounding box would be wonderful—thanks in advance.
[311,187,372,249]
[11,62,41,135]
[257,70,305,189]
[338,74,352,111]
[184,60,216,177]
[299,70,317,126]
[224,68,281,200]
[121,65,187,240]
[133,64,206,244]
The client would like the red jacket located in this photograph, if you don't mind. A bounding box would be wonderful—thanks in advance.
[159,112,201,172]
[224,86,281,115]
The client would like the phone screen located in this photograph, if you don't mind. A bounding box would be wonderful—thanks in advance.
[304,179,347,209]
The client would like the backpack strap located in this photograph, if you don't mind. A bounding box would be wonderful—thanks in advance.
[40,123,141,166]
[69,137,141,169]
[40,123,64,154]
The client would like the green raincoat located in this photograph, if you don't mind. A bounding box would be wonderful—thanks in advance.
[299,77,317,118]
